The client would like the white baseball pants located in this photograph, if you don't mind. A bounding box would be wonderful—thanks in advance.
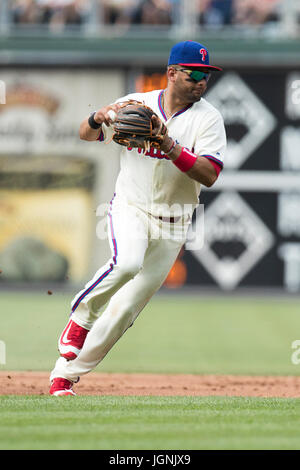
[50,195,190,383]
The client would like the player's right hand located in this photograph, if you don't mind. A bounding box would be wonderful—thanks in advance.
[94,103,122,127]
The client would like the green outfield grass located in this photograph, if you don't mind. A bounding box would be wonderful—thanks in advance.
[0,395,300,450]
[1,290,300,450]
[0,290,300,375]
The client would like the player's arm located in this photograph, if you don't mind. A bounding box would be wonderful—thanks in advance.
[187,156,222,187]
[154,114,225,187]
[79,103,121,141]
[160,138,219,187]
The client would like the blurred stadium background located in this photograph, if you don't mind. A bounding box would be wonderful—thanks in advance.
[2,4,300,451]
[0,0,300,296]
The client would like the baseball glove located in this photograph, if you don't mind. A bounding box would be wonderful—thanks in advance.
[112,100,167,151]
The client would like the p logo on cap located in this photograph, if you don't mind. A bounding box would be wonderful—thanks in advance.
[199,48,208,62]
[168,41,222,71]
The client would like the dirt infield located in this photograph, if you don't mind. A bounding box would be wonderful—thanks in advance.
[1,371,300,397]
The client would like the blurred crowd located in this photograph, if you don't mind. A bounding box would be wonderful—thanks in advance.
[10,0,89,27]
[9,0,284,29]
[199,0,281,27]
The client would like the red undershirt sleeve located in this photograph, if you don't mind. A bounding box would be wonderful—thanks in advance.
[205,157,223,177]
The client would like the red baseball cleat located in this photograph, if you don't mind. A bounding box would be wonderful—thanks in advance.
[50,377,76,396]
[59,318,89,360]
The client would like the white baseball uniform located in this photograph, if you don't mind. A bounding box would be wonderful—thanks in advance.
[50,89,226,383]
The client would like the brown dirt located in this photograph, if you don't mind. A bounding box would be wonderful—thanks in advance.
[1,371,300,397]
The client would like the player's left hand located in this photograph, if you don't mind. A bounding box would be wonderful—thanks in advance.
[150,114,168,143]
[151,114,176,153]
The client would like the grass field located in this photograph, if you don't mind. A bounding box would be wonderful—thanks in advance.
[0,290,300,374]
[0,290,300,450]
[1,395,300,450]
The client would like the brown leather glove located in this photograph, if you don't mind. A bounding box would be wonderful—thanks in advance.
[112,100,167,151]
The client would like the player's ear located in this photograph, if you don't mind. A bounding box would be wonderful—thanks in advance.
[167,66,177,83]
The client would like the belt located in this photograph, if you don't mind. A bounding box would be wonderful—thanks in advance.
[153,215,181,224]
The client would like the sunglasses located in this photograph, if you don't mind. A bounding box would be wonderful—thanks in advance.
[176,68,210,82]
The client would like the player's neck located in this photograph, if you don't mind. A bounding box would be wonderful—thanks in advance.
[162,88,193,118]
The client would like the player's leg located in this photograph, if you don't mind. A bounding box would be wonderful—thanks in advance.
[50,216,190,385]
[58,197,149,360]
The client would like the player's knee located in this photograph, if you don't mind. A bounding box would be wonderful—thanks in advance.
[116,259,142,280]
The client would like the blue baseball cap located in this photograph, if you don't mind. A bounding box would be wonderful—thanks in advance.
[168,40,222,71]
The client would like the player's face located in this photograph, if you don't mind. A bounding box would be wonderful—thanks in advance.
[172,68,210,102]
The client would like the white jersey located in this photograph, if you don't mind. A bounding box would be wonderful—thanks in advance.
[100,89,226,217]
[51,90,227,387]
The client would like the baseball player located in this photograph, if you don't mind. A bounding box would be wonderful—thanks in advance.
[49,40,226,396]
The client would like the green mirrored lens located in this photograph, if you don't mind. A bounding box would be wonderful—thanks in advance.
[189,70,208,81]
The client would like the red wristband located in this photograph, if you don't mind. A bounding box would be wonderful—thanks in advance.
[172,147,197,172]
